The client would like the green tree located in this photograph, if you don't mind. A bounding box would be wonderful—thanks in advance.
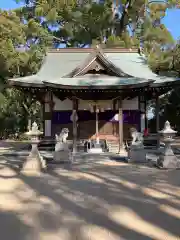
[0,9,51,138]
[0,9,51,79]
[172,42,180,76]
[1,0,180,137]
[15,0,179,50]
[149,42,180,132]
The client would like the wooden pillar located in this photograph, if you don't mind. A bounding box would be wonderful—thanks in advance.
[139,95,146,132]
[42,98,45,138]
[72,97,78,153]
[118,97,125,154]
[155,95,160,148]
[112,99,116,136]
[95,106,99,144]
[144,100,148,130]
[44,91,53,138]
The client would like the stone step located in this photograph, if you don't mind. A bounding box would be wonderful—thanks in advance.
[108,145,119,148]
[107,141,121,153]
[107,144,119,147]
[109,149,119,151]
[108,149,119,154]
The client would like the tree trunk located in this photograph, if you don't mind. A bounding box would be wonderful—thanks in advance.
[117,0,132,36]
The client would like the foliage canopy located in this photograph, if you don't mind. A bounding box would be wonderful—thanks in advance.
[0,0,180,136]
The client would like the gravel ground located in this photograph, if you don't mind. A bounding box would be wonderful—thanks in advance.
[0,153,180,240]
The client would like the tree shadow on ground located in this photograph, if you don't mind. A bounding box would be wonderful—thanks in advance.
[0,155,180,240]
[0,209,34,240]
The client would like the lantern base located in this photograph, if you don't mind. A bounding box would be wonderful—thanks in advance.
[21,156,42,175]
[157,154,180,169]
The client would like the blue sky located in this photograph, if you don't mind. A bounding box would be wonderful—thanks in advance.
[0,0,180,40]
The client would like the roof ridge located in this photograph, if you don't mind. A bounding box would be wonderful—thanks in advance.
[47,48,138,53]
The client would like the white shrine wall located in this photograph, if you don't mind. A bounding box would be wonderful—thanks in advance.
[53,95,139,111]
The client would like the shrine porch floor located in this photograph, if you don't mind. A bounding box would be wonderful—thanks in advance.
[0,152,180,240]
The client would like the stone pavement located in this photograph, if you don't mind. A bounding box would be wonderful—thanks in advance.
[0,152,180,240]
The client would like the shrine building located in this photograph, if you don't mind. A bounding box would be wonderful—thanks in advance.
[8,47,180,153]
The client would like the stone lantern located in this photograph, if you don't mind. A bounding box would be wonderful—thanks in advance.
[22,122,46,174]
[157,121,180,169]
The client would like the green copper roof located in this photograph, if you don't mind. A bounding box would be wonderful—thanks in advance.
[106,53,176,84]
[38,52,89,79]
[8,48,179,88]
[43,75,154,89]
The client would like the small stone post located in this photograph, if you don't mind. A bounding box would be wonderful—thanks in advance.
[157,121,180,169]
[22,122,45,175]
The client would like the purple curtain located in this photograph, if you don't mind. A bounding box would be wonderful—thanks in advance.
[52,110,140,125]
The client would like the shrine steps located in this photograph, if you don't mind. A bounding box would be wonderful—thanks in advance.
[106,140,119,154]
